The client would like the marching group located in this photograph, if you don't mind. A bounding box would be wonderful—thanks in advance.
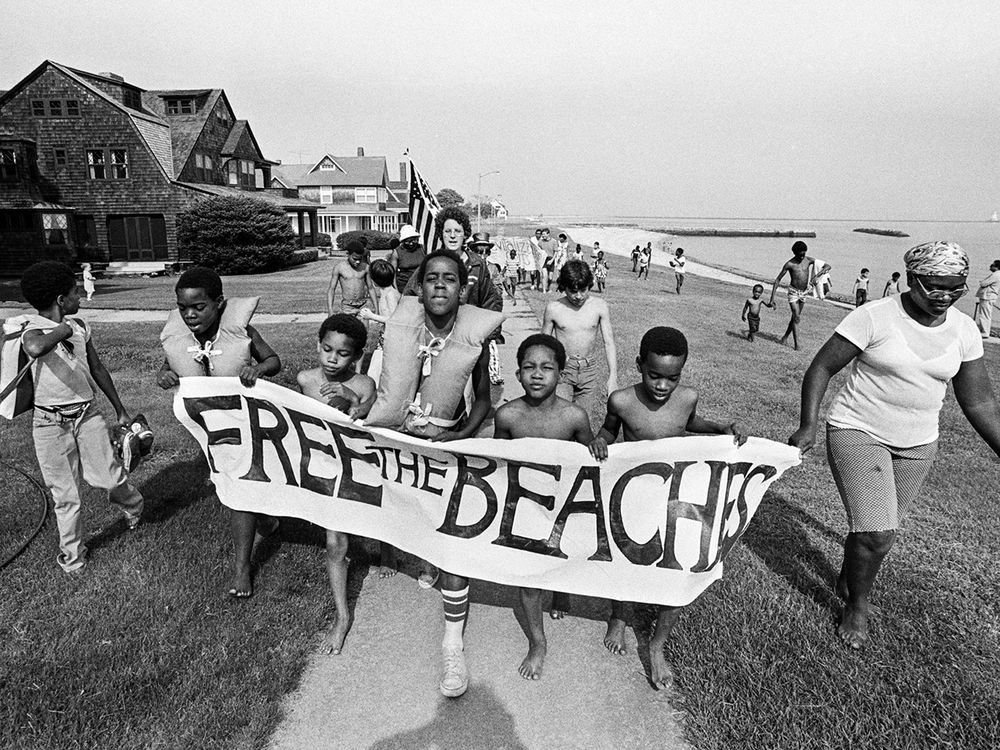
[10,203,1000,699]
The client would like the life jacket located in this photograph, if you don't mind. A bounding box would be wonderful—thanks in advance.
[160,297,258,377]
[364,296,504,438]
[0,314,89,419]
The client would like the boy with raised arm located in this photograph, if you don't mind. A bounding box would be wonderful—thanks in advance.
[327,239,378,316]
[493,333,593,681]
[298,314,376,655]
[588,327,745,689]
[767,240,815,350]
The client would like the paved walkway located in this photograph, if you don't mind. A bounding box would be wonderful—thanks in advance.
[267,290,692,750]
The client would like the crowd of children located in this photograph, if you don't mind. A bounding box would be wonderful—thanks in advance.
[12,221,967,701]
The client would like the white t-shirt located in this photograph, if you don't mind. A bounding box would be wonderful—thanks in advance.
[826,296,983,446]
[669,255,686,274]
[31,318,95,407]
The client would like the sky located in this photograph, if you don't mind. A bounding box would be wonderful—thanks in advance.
[3,0,1000,220]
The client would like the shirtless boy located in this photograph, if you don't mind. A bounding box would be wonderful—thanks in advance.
[589,327,746,689]
[493,333,593,680]
[298,314,376,655]
[741,283,774,342]
[768,240,815,350]
[327,239,378,316]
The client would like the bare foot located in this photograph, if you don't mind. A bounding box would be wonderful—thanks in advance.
[518,642,546,680]
[603,618,628,654]
[550,592,569,620]
[228,568,252,599]
[320,617,350,655]
[837,604,869,649]
[649,641,673,689]
[379,562,397,579]
[835,573,849,601]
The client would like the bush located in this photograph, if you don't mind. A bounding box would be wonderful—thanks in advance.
[189,244,295,275]
[287,248,319,267]
[335,230,394,252]
[178,195,298,273]
[315,233,333,248]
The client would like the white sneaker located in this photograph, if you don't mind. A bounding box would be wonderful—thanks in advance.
[440,646,468,697]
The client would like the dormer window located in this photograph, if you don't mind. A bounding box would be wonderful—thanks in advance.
[122,89,141,110]
[166,98,195,115]
[319,161,337,171]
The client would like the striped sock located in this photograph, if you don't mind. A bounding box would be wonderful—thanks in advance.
[442,586,469,648]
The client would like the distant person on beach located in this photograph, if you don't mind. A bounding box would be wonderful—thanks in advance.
[552,233,570,290]
[82,263,96,301]
[631,245,640,272]
[327,240,377,316]
[812,259,833,299]
[527,229,542,286]
[853,268,870,307]
[592,241,601,261]
[789,240,1000,650]
[543,259,618,453]
[572,243,584,261]
[882,271,901,298]
[298,314,376,654]
[742,283,774,341]
[593,250,609,293]
[668,248,686,294]
[493,333,593,681]
[588,326,746,688]
[974,259,1000,338]
[520,229,539,288]
[767,240,815,350]
[636,246,651,280]
[504,247,520,304]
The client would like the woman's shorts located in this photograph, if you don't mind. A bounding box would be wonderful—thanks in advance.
[826,425,937,532]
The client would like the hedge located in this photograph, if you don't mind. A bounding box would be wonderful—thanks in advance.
[334,230,394,252]
[287,248,319,266]
[189,244,295,275]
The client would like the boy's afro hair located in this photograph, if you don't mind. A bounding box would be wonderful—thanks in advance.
[517,333,566,370]
[21,261,77,310]
[416,250,468,287]
[176,266,223,299]
[433,205,472,240]
[557,259,594,291]
[318,313,367,353]
[639,326,688,361]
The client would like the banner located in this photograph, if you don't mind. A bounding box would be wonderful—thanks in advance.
[494,236,535,270]
[174,378,800,606]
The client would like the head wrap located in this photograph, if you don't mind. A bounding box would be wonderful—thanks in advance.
[903,241,969,277]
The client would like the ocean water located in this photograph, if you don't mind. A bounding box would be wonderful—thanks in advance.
[546,216,1000,315]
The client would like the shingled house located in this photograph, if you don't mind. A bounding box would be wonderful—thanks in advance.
[271,149,408,244]
[0,60,319,274]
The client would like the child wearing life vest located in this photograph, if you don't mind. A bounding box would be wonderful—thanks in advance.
[16,262,144,572]
[365,248,503,698]
[157,266,281,599]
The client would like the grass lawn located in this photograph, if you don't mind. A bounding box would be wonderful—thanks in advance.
[522,251,1000,749]
[1,244,998,749]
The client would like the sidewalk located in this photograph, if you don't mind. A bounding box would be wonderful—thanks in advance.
[267,290,693,750]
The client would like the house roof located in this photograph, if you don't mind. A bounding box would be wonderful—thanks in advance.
[0,61,176,180]
[174,182,321,210]
[142,88,225,175]
[272,155,390,188]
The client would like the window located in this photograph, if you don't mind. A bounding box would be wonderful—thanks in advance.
[319,161,336,171]
[320,186,333,204]
[166,98,195,115]
[0,149,17,181]
[53,148,67,168]
[227,159,254,187]
[122,90,140,110]
[355,187,377,204]
[88,148,129,180]
[42,213,68,245]
[31,99,80,117]
[195,153,213,182]
[110,149,129,179]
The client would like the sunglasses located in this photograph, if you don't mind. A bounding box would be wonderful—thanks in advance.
[912,275,968,301]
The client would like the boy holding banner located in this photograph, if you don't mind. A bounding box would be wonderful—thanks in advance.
[589,326,746,689]
[298,313,376,655]
[493,333,593,681]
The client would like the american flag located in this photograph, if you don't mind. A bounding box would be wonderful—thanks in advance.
[408,161,441,252]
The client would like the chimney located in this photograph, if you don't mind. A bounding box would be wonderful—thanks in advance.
[99,72,125,82]
[399,162,407,182]
[357,147,364,157]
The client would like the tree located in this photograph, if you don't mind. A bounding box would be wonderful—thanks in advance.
[435,188,464,207]
[177,194,298,274]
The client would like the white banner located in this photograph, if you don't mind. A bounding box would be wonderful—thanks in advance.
[174,378,800,606]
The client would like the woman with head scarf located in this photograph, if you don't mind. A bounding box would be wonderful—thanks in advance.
[789,241,1000,649]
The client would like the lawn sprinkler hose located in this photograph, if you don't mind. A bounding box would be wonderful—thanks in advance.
[0,440,49,571]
